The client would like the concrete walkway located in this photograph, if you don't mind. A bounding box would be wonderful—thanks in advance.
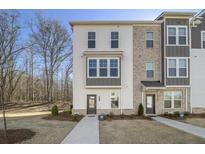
[61,115,99,144]
[152,116,205,139]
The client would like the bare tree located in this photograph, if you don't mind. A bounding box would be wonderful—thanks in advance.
[29,13,72,104]
[0,10,27,142]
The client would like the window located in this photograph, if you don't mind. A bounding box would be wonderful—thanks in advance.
[179,27,187,45]
[168,27,176,45]
[146,62,154,78]
[111,92,119,108]
[167,26,187,45]
[110,59,118,77]
[201,31,205,49]
[88,59,97,77]
[87,58,119,78]
[111,32,119,48]
[88,32,95,48]
[164,91,182,109]
[167,58,188,78]
[179,59,187,77]
[146,32,154,48]
[168,59,176,77]
[99,59,108,77]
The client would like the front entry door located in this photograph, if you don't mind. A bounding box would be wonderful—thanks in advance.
[146,95,155,114]
[87,95,96,114]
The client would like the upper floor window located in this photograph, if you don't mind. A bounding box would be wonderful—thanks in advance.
[146,32,154,48]
[111,32,119,48]
[99,59,108,77]
[201,31,205,49]
[167,26,187,45]
[88,59,97,77]
[87,58,119,78]
[167,58,188,78]
[88,32,95,48]
[110,59,118,77]
[146,62,154,78]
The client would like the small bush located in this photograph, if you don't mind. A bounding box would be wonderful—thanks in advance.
[65,108,72,115]
[109,112,114,117]
[184,111,190,117]
[164,112,169,116]
[174,111,180,117]
[138,103,144,116]
[51,105,59,116]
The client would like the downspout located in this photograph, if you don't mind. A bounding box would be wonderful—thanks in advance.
[185,88,188,112]
[189,18,192,113]
[120,55,123,115]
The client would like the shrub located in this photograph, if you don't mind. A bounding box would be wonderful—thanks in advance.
[65,108,72,114]
[184,111,190,117]
[164,112,169,116]
[51,105,59,116]
[109,112,114,117]
[73,114,79,121]
[174,111,180,117]
[138,103,144,116]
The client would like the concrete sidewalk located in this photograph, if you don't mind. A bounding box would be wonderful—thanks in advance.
[152,116,205,139]
[61,115,99,144]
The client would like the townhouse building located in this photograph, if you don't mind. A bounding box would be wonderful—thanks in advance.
[71,10,205,115]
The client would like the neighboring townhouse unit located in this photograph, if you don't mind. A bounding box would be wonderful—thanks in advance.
[71,10,205,115]
[191,10,205,113]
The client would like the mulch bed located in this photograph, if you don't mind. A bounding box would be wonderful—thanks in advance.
[42,112,84,122]
[104,114,152,121]
[0,129,36,144]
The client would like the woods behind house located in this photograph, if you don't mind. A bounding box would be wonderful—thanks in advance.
[0,10,73,108]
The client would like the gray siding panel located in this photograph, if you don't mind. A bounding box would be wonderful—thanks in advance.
[191,13,205,49]
[86,78,121,86]
[166,46,190,57]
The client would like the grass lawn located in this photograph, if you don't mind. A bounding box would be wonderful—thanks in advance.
[100,119,205,144]
[0,115,77,144]
[183,118,205,128]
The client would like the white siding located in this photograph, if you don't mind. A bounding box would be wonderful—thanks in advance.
[191,49,205,107]
[73,25,133,111]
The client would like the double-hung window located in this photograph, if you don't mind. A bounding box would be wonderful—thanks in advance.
[164,91,182,109]
[167,26,187,45]
[146,32,154,48]
[88,32,95,48]
[110,59,118,77]
[146,62,154,78]
[167,58,188,78]
[168,59,177,77]
[88,59,97,77]
[201,31,205,49]
[111,32,119,48]
[168,27,176,45]
[99,59,108,77]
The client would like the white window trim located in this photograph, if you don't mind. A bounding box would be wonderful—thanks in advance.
[88,31,96,49]
[167,57,189,78]
[146,32,154,48]
[111,31,119,49]
[201,31,205,49]
[164,91,182,109]
[146,61,155,79]
[87,57,120,78]
[167,25,188,46]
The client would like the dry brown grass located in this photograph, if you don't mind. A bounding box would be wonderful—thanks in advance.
[100,119,205,144]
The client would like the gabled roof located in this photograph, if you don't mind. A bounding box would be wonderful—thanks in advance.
[155,11,196,20]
